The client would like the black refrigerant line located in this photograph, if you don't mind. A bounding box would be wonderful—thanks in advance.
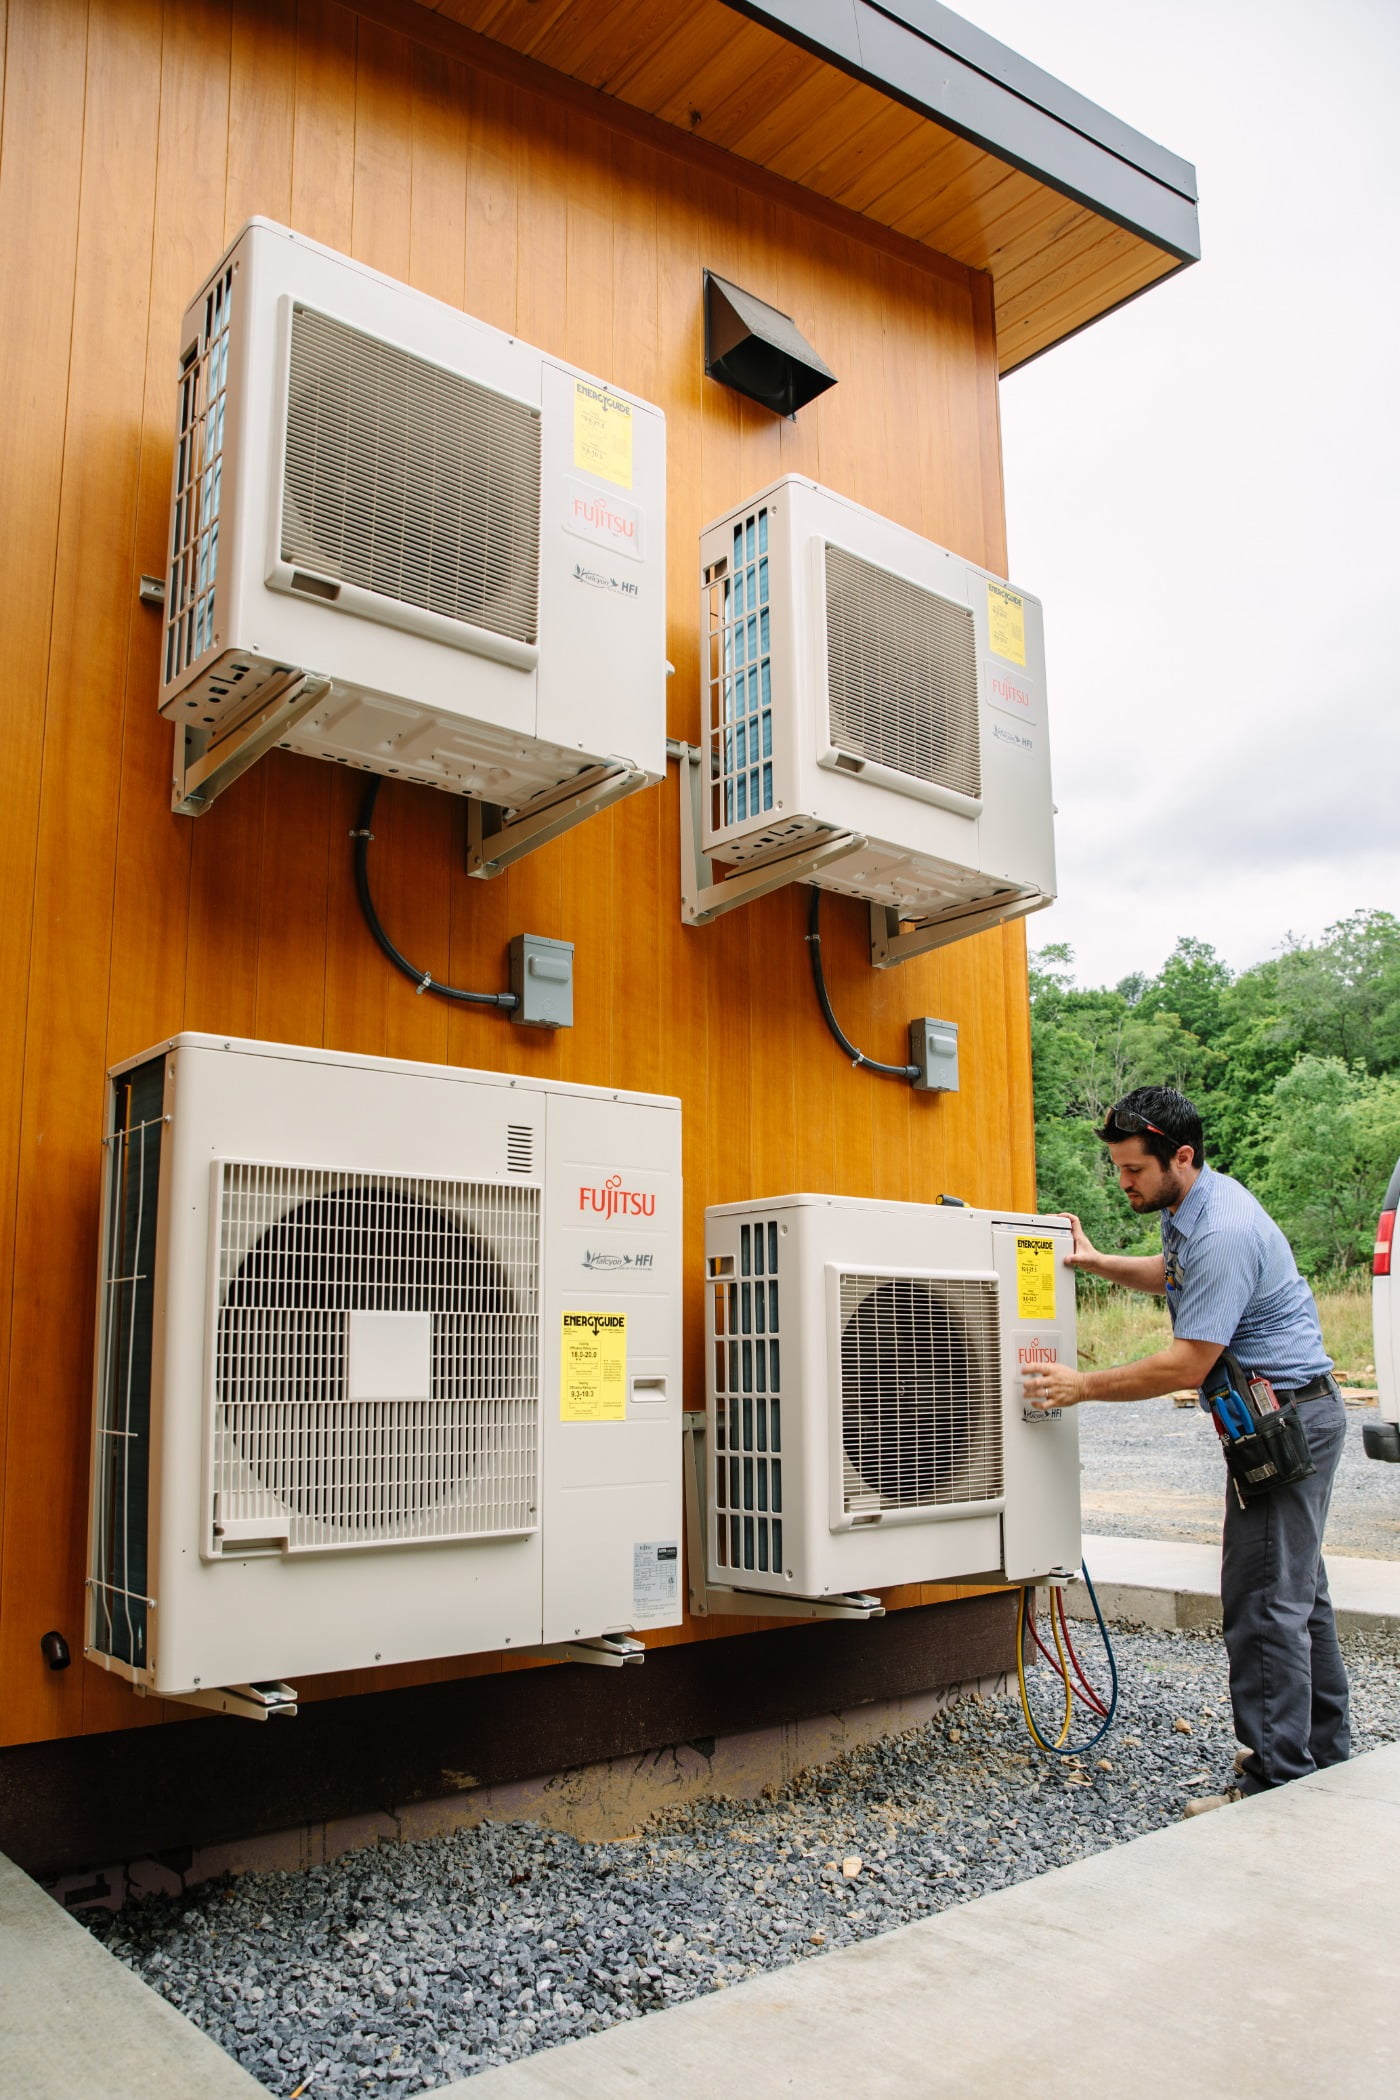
[804,886,919,1082]
[351,777,517,1010]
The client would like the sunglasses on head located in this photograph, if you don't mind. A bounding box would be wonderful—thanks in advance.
[1108,1106,1178,1144]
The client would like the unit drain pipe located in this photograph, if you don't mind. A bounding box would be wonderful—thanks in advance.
[353,777,517,1010]
[805,887,919,1081]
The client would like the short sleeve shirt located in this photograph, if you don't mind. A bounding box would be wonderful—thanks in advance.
[1160,1164,1331,1388]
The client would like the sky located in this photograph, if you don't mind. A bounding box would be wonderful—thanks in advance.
[955,0,1400,989]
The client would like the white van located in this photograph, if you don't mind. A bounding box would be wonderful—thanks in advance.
[1364,1154,1400,1463]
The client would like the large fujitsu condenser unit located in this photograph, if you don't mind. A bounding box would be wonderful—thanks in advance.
[698,476,1054,934]
[160,219,665,814]
[705,1195,1079,1597]
[87,1037,681,1705]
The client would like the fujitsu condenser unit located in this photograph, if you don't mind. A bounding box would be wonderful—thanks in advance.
[87,1037,681,1707]
[705,1195,1079,1597]
[698,476,1054,933]
[161,219,665,816]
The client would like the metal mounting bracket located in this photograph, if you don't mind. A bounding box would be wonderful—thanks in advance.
[681,1414,884,1623]
[171,673,331,816]
[868,891,1047,969]
[532,1634,646,1668]
[164,1679,299,1721]
[672,741,867,926]
[467,760,649,878]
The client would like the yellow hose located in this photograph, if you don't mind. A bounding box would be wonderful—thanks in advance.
[1016,1585,1074,1752]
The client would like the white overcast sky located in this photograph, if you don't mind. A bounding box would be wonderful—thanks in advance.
[957,0,1400,989]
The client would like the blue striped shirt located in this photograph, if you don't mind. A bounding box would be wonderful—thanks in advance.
[1160,1164,1331,1388]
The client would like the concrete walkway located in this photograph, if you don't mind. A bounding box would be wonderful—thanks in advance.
[1072,1532,1400,1633]
[452,1744,1400,2100]
[0,1848,265,2098]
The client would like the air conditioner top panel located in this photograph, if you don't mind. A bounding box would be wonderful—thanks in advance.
[194,218,660,420]
[707,1192,1068,1231]
[110,1033,681,1114]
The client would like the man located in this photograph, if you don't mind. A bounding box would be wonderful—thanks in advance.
[1021,1084,1349,1811]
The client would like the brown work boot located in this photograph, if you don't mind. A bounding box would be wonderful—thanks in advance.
[1182,1786,1242,1819]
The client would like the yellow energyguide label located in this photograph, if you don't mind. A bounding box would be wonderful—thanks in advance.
[573,381,633,489]
[987,580,1026,666]
[560,1311,628,1421]
[1015,1236,1057,1320]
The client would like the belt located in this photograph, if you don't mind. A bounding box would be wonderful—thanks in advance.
[1273,1372,1339,1404]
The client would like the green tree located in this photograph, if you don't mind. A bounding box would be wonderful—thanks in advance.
[1254,1055,1400,1275]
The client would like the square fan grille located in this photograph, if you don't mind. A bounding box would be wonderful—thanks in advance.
[838,1272,1003,1514]
[211,1163,540,1553]
[710,1217,783,1576]
[705,507,775,833]
[165,266,233,684]
[281,304,542,642]
[824,543,981,801]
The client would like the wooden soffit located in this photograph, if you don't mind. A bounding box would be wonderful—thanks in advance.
[411,0,1200,373]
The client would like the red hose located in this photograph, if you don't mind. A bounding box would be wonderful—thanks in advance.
[1055,1585,1109,1716]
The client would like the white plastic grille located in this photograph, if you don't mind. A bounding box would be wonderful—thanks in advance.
[281,305,541,642]
[710,1217,782,1574]
[825,543,981,801]
[165,266,233,684]
[838,1273,1003,1512]
[705,509,774,835]
[212,1165,539,1552]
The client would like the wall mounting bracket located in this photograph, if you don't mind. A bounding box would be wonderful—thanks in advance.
[172,673,331,816]
[532,1634,647,1668]
[681,1414,885,1623]
[467,760,649,878]
[672,741,867,926]
[163,1679,299,1721]
[868,891,1046,969]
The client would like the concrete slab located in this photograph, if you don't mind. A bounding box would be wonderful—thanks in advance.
[449,1743,1400,2100]
[0,1849,267,2099]
[1070,1533,1400,1633]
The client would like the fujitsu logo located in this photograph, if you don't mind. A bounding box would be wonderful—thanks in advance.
[1018,1341,1058,1366]
[991,675,1030,711]
[578,1173,656,1219]
[570,493,636,544]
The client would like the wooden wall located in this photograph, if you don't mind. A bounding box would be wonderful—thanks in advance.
[0,0,1033,1751]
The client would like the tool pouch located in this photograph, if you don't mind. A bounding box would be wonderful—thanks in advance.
[1207,1350,1316,1501]
[1219,1401,1316,1500]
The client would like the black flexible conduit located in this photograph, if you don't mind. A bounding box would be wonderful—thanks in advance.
[352,777,517,1010]
[805,887,918,1082]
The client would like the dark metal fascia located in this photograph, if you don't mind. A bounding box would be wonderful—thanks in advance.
[721,0,1201,264]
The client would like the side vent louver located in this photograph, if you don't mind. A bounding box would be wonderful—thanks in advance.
[838,1273,1003,1513]
[165,267,233,684]
[711,1216,782,1576]
[281,305,542,643]
[705,507,775,832]
[825,542,981,801]
[506,1125,534,1175]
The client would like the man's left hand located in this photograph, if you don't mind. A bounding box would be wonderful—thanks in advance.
[1022,1363,1087,1410]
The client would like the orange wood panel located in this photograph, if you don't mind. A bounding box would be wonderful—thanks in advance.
[0,0,1044,1749]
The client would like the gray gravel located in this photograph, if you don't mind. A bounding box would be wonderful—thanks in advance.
[88,1628,1400,2096]
[1080,1395,1400,1558]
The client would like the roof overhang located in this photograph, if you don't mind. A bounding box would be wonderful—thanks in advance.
[413,0,1200,371]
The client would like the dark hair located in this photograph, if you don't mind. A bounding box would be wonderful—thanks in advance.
[1097,1086,1204,1168]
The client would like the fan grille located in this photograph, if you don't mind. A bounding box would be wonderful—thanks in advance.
[838,1273,1003,1513]
[825,543,981,801]
[213,1164,539,1552]
[281,304,541,642]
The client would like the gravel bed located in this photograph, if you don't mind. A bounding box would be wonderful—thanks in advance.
[1080,1394,1400,1558]
[89,1628,1400,2096]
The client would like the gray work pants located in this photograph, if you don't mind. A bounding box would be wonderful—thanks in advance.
[1220,1388,1350,1790]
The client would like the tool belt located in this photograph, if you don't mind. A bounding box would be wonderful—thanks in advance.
[1200,1350,1316,1502]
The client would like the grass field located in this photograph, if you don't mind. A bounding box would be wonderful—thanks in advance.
[1076,1280,1376,1387]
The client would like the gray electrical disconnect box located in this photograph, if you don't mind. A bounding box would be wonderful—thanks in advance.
[910,1017,959,1093]
[509,934,575,1028]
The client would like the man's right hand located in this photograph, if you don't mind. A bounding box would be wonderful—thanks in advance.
[1058,1214,1099,1268]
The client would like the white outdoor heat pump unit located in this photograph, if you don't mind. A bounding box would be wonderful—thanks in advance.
[705,1195,1080,1598]
[87,1036,682,1711]
[160,219,665,819]
[698,476,1055,936]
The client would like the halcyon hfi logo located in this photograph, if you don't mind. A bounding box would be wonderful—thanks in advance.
[578,1173,656,1220]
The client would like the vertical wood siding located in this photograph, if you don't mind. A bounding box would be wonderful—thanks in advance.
[0,0,1033,1748]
